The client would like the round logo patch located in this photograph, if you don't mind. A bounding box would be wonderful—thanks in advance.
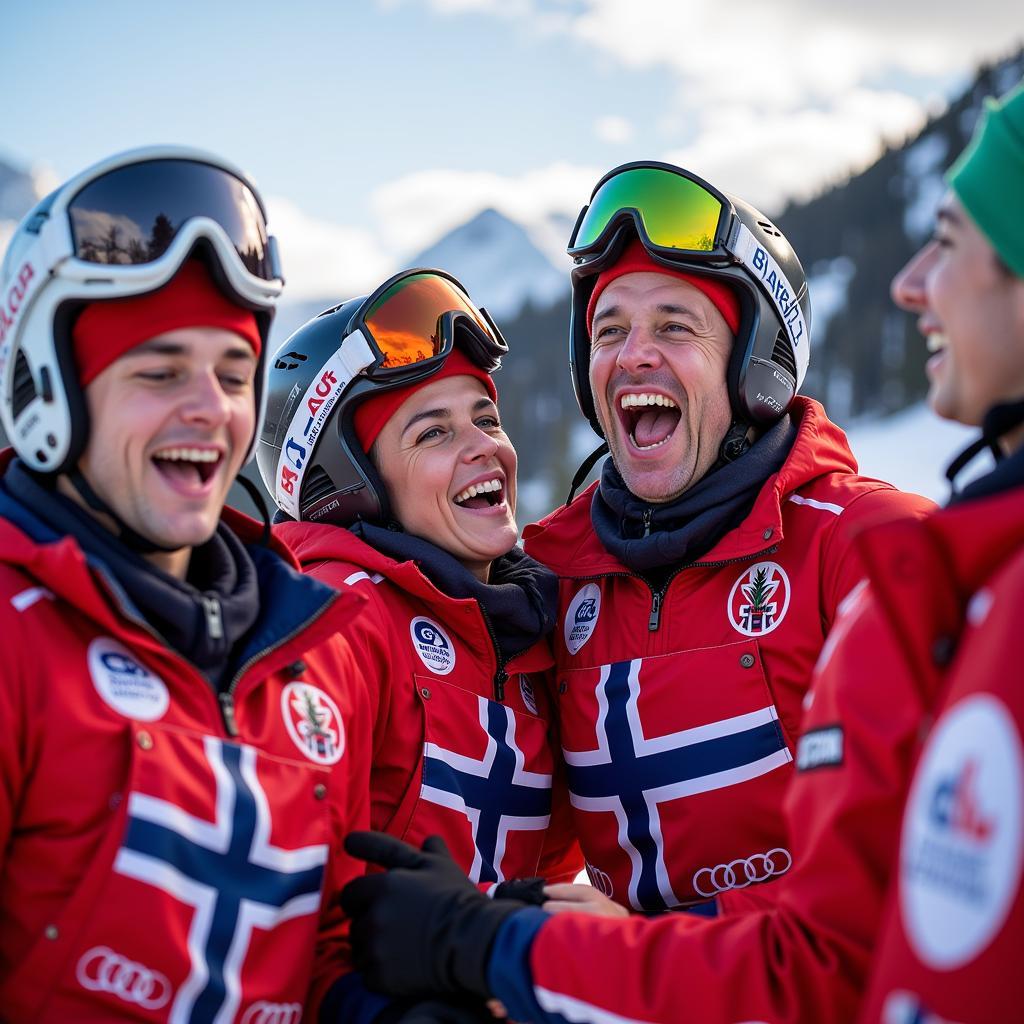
[564,583,601,655]
[519,674,539,715]
[899,694,1023,969]
[727,561,791,637]
[410,617,455,675]
[281,682,345,765]
[88,637,169,722]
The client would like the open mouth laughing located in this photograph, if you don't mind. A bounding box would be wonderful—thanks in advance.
[618,392,681,452]
[151,445,224,489]
[452,476,506,511]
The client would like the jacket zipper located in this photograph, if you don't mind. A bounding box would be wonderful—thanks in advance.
[219,591,341,737]
[94,563,340,738]
[646,544,779,632]
[477,602,509,702]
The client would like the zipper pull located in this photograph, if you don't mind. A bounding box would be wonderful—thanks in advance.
[648,590,663,632]
[202,595,224,641]
[493,667,507,702]
[219,691,239,736]
[642,508,653,537]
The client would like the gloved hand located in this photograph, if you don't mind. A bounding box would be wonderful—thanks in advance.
[342,832,526,1000]
[491,876,547,905]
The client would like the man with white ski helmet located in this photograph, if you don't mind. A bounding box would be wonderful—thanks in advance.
[0,147,374,1021]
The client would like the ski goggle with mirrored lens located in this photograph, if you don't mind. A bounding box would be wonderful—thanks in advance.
[10,150,283,319]
[568,161,809,358]
[272,269,507,519]
[569,163,730,259]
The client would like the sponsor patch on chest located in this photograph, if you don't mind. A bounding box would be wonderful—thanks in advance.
[796,724,843,771]
[281,681,345,764]
[899,694,1023,969]
[727,561,791,637]
[410,616,456,675]
[88,637,169,721]
[564,583,601,655]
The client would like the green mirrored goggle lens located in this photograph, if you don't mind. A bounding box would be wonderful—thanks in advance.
[573,166,724,253]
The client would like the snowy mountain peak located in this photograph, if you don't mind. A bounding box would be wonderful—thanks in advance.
[407,207,569,320]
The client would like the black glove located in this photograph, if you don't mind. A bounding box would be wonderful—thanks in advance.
[492,876,547,905]
[342,831,525,1000]
[377,996,498,1024]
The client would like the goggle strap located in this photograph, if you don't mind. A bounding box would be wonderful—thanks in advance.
[273,328,376,518]
[729,222,810,385]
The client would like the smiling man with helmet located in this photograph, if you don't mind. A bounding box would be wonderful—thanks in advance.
[0,148,374,1021]
[515,162,932,918]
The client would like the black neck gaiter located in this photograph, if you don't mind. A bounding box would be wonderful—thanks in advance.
[592,415,796,574]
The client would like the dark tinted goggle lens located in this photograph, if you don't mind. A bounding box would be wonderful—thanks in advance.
[68,159,273,279]
[364,273,498,370]
[572,166,724,254]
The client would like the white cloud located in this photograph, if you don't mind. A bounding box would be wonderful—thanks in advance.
[265,196,394,300]
[594,115,633,144]
[661,88,927,213]
[368,160,600,261]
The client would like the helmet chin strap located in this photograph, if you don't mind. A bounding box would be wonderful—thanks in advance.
[717,420,754,465]
[946,396,1024,495]
[67,468,184,556]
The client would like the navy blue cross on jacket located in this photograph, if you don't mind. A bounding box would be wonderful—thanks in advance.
[421,696,552,884]
[564,658,792,910]
[114,737,328,1023]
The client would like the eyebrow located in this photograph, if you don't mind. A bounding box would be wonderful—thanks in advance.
[592,302,702,327]
[936,206,962,228]
[401,396,496,435]
[123,340,256,360]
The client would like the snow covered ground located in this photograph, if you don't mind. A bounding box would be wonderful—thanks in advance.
[842,402,989,504]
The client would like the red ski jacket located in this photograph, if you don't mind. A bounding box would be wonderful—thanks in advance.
[523,397,932,911]
[853,486,1024,1023]
[0,462,374,1022]
[277,521,581,890]
[487,472,1023,1024]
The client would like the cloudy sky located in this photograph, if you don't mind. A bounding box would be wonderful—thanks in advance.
[4,1,1021,299]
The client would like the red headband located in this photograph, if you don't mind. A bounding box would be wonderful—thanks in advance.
[353,347,498,452]
[586,238,741,335]
[72,260,261,388]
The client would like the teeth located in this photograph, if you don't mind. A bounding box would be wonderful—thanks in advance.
[454,478,503,505]
[620,393,677,409]
[154,447,220,464]
[630,434,673,451]
[926,334,947,354]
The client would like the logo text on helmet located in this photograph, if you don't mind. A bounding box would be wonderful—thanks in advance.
[692,847,792,897]
[76,945,172,1011]
[0,261,35,349]
[273,334,375,519]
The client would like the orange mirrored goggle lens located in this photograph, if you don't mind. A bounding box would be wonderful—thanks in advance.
[363,273,493,370]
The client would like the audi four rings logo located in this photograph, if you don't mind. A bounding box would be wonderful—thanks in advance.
[76,945,172,1010]
[692,848,793,897]
[242,1001,303,1024]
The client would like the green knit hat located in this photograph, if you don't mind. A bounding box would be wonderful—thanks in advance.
[947,79,1024,277]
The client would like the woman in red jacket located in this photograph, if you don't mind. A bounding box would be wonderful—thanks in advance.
[256,271,582,1020]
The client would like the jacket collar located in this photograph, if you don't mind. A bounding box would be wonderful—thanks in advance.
[525,397,856,576]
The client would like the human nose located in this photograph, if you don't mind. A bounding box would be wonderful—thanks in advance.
[461,423,500,462]
[891,242,936,314]
[181,369,232,426]
[615,325,663,376]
